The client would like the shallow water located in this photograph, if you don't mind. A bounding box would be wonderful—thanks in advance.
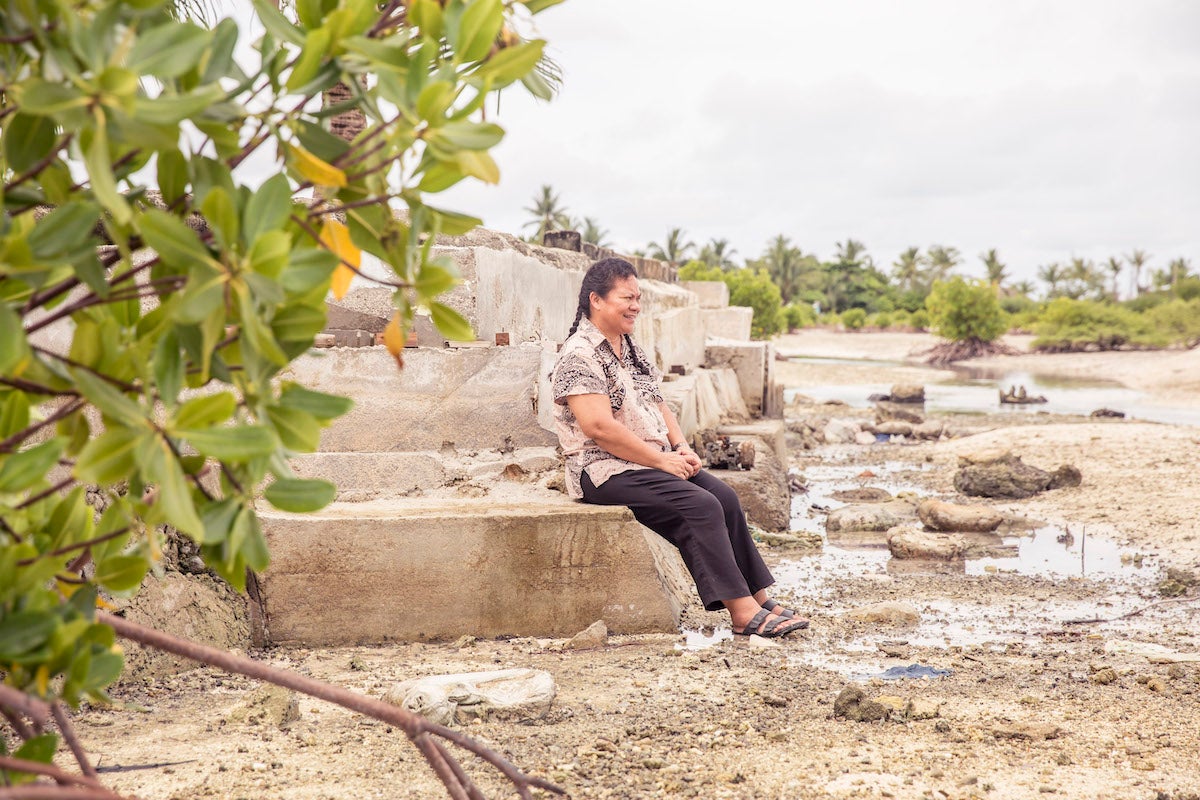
[785,357,1200,425]
[682,456,1174,664]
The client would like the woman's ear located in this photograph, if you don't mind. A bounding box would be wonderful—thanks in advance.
[588,291,600,309]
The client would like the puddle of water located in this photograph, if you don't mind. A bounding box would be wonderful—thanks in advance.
[677,628,733,650]
[786,357,1200,426]
[965,526,1147,579]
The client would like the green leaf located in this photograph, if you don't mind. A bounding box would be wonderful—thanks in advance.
[249,231,292,279]
[521,0,566,13]
[417,161,467,193]
[174,392,236,430]
[179,425,277,463]
[435,120,505,151]
[93,498,133,562]
[72,369,144,428]
[10,734,59,783]
[82,650,124,693]
[73,427,144,485]
[15,80,88,116]
[429,301,474,341]
[416,80,455,122]
[138,208,218,271]
[127,21,211,78]
[200,497,239,545]
[0,440,65,493]
[132,85,226,126]
[231,507,269,571]
[153,329,184,407]
[427,206,482,236]
[271,303,326,349]
[0,304,32,375]
[0,391,31,439]
[278,384,353,420]
[264,478,336,512]
[265,405,322,452]
[409,0,444,39]
[473,39,545,87]
[287,27,333,93]
[3,113,58,172]
[455,149,500,184]
[83,122,132,227]
[455,0,502,63]
[251,0,306,45]
[414,262,460,298]
[243,174,293,244]
[93,554,150,594]
[145,438,205,541]
[27,202,100,259]
[201,187,239,251]
[0,610,57,660]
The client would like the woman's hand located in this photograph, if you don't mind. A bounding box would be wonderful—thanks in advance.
[678,446,703,478]
[656,450,694,480]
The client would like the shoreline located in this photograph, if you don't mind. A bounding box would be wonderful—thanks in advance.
[775,329,1200,410]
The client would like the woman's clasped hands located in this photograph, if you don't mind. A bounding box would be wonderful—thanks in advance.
[658,446,702,480]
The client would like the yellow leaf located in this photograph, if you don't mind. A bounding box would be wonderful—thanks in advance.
[383,313,406,369]
[456,150,500,184]
[289,144,347,188]
[35,665,49,697]
[96,595,118,611]
[319,219,361,300]
[330,264,354,300]
[56,578,81,598]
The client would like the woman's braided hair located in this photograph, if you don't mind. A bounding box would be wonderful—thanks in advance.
[567,257,638,337]
[565,257,655,377]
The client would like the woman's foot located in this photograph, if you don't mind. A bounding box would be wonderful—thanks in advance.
[731,607,807,638]
[762,598,809,626]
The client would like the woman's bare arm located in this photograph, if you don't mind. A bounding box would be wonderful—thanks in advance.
[566,394,692,480]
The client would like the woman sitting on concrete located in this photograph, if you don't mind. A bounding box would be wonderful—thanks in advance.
[550,257,807,639]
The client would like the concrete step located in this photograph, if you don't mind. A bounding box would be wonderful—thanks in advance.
[259,498,693,645]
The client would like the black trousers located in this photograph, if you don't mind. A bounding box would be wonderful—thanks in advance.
[581,468,775,611]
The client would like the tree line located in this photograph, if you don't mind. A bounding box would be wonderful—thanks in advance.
[526,185,1199,348]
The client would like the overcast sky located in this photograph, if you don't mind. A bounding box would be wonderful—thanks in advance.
[438,1,1200,289]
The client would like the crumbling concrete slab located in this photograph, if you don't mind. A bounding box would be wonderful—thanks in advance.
[680,280,729,309]
[289,452,447,500]
[702,307,753,342]
[260,499,693,644]
[279,344,556,452]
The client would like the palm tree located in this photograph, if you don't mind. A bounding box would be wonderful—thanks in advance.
[1163,257,1193,294]
[926,245,962,282]
[522,185,571,243]
[579,217,611,248]
[1104,256,1123,302]
[1012,280,1036,298]
[1124,249,1150,297]
[1038,262,1065,298]
[698,238,738,269]
[1064,257,1104,300]
[647,227,695,266]
[834,238,871,267]
[760,235,807,303]
[891,246,926,294]
[980,248,1007,287]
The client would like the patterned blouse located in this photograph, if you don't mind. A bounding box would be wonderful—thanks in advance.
[551,316,670,499]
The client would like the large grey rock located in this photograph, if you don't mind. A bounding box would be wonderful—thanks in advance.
[917,499,1003,532]
[826,500,917,533]
[912,419,945,440]
[875,420,913,437]
[711,435,790,531]
[823,419,861,444]
[843,601,920,625]
[954,452,1079,499]
[875,401,924,425]
[887,526,967,560]
[889,384,926,404]
[383,668,556,726]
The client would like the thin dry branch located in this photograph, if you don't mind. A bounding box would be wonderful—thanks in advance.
[51,703,99,780]
[1063,595,1197,625]
[97,612,564,799]
[0,788,128,800]
[0,756,107,791]
[0,684,52,729]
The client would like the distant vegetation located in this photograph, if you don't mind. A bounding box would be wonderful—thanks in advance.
[528,186,1200,352]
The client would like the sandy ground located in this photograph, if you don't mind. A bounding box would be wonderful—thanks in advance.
[77,332,1200,800]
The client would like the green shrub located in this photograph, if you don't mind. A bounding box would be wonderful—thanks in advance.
[871,311,893,329]
[1031,298,1150,351]
[1000,294,1037,315]
[725,268,784,339]
[679,260,725,282]
[888,310,911,330]
[783,303,815,331]
[841,308,868,330]
[1144,298,1200,347]
[925,278,1006,342]
[909,309,930,330]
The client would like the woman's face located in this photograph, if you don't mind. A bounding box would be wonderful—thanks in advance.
[590,276,641,338]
